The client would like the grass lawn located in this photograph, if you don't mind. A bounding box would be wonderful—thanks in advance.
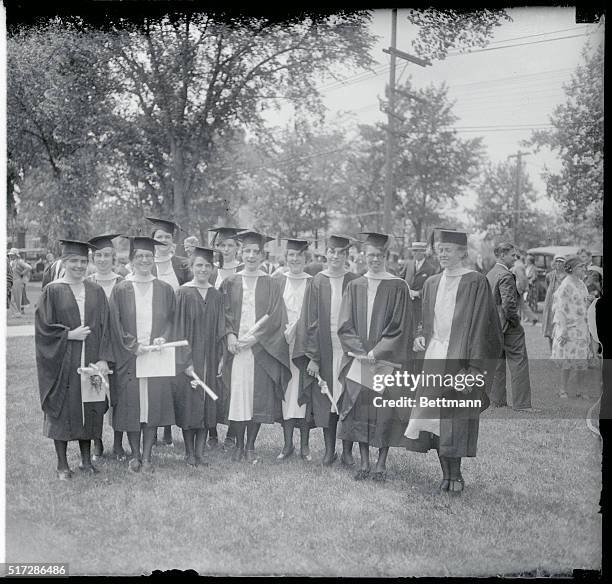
[4,327,602,577]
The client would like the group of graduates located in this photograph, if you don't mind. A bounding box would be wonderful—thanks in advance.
[35,218,502,495]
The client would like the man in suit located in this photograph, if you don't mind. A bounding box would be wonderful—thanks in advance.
[486,242,539,412]
[404,242,439,368]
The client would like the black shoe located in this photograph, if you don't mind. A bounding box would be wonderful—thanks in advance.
[141,461,155,474]
[245,449,258,464]
[208,436,220,450]
[300,447,312,462]
[231,448,245,462]
[186,455,197,467]
[78,463,99,475]
[322,452,338,467]
[340,453,355,467]
[448,478,464,495]
[372,471,387,482]
[354,469,370,481]
[113,449,127,462]
[128,458,142,473]
[56,469,73,480]
[438,479,450,492]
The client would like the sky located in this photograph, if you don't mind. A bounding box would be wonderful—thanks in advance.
[268,7,604,215]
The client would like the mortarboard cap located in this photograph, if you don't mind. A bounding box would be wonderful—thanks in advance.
[359,232,391,250]
[437,229,468,246]
[146,217,179,237]
[208,226,245,245]
[59,239,97,258]
[234,230,274,248]
[88,233,121,250]
[191,246,216,264]
[327,234,352,251]
[126,236,168,256]
[410,241,428,251]
[282,238,310,252]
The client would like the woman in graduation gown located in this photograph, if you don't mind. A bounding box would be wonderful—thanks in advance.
[337,232,412,482]
[404,230,502,495]
[274,238,314,461]
[220,230,291,463]
[146,216,191,447]
[87,233,126,461]
[109,236,177,473]
[35,239,113,480]
[304,235,359,466]
[206,226,245,450]
[172,247,224,466]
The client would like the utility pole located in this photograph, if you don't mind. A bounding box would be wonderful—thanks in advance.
[382,9,398,234]
[381,9,431,234]
[508,150,530,246]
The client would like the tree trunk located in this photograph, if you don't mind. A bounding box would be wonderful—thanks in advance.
[171,136,187,244]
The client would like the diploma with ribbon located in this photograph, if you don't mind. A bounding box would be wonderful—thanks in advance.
[78,363,112,426]
[136,340,189,379]
[189,371,219,401]
[346,351,401,393]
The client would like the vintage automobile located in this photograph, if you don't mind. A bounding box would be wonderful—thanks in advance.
[527,245,603,301]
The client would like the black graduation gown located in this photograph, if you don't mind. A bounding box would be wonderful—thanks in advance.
[151,255,192,285]
[337,276,412,447]
[404,270,503,457]
[35,280,113,441]
[109,279,177,431]
[172,286,224,429]
[301,271,359,428]
[220,273,291,424]
[274,273,315,425]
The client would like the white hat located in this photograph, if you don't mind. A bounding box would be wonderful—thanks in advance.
[8,248,19,256]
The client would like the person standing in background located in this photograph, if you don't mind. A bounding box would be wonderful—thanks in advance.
[542,256,567,350]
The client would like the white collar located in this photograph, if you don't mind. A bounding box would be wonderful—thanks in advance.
[55,277,85,286]
[321,269,347,279]
[126,273,156,283]
[242,270,267,278]
[92,271,120,282]
[364,271,397,280]
[495,262,510,272]
[183,280,212,290]
[219,260,241,270]
[285,271,311,280]
[444,266,473,277]
[154,253,174,263]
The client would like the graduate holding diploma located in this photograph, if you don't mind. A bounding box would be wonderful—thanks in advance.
[109,236,177,473]
[172,247,224,467]
[304,235,360,467]
[337,232,412,482]
[220,230,291,464]
[35,239,113,480]
[274,238,313,462]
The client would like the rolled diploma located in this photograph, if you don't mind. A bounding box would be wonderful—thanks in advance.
[189,371,219,401]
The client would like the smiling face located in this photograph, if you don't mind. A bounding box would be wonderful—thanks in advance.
[131,249,155,276]
[217,238,238,262]
[437,243,466,270]
[93,246,114,274]
[365,244,386,274]
[326,246,347,271]
[242,243,262,273]
[286,249,306,275]
[63,255,89,281]
[152,229,174,255]
[192,256,213,284]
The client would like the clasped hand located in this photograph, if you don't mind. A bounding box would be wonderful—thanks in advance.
[413,336,426,352]
[68,325,91,341]
[136,337,166,355]
[228,333,257,355]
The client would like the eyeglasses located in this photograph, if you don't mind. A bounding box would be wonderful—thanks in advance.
[366,253,384,260]
[93,252,113,259]
[133,253,154,261]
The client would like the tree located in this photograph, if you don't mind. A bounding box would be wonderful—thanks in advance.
[8,23,115,240]
[388,79,483,241]
[406,8,511,60]
[472,160,556,249]
[100,12,376,236]
[528,42,603,228]
[246,122,350,238]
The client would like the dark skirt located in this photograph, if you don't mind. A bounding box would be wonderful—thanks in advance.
[44,400,107,441]
[172,373,215,430]
[337,381,409,448]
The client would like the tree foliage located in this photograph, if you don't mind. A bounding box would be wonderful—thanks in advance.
[406,8,511,60]
[472,160,552,249]
[528,43,603,228]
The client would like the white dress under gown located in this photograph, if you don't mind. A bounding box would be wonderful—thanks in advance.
[228,275,258,421]
[328,273,345,411]
[405,266,473,439]
[281,275,310,420]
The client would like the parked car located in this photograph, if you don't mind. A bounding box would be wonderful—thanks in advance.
[527,245,603,301]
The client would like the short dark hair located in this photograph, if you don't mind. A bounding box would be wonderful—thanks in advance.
[493,242,515,258]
